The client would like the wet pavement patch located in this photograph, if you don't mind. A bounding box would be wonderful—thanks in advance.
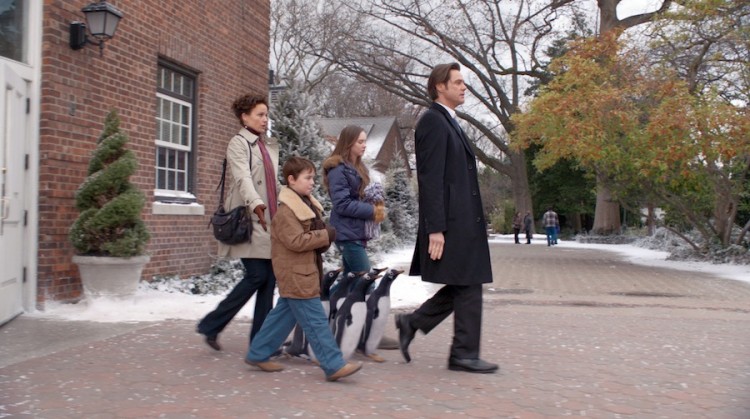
[610,292,687,298]
[487,288,534,294]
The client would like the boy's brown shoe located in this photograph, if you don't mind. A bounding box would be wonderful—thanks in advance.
[244,359,284,372]
[326,362,362,382]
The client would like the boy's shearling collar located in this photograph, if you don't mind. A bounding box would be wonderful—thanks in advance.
[278,187,323,221]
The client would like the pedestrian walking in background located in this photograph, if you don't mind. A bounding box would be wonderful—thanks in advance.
[245,156,362,382]
[512,211,522,244]
[395,62,498,374]
[196,94,280,352]
[523,211,533,244]
[542,207,560,246]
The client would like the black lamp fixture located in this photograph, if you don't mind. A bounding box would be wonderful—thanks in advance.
[70,0,124,56]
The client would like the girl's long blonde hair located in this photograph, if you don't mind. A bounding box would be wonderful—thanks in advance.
[325,125,370,197]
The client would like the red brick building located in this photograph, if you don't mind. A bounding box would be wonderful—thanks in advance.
[0,0,271,322]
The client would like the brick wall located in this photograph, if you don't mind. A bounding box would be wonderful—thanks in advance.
[38,0,270,306]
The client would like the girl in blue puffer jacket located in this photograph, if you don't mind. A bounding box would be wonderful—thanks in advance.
[322,125,386,280]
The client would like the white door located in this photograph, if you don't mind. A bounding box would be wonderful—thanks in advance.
[0,64,28,324]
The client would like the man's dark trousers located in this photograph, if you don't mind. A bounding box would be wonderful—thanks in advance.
[409,283,482,359]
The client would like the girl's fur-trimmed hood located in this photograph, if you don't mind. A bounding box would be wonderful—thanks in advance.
[322,155,345,172]
[278,187,323,221]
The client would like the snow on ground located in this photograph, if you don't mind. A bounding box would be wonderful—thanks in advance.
[31,235,749,323]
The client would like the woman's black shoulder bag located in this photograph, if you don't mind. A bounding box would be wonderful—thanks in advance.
[209,157,253,245]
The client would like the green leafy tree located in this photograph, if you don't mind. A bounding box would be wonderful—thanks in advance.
[524,24,597,234]
[69,111,150,257]
[513,34,750,250]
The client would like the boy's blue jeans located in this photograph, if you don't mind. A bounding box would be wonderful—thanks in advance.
[246,297,346,377]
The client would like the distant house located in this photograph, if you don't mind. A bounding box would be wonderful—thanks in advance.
[313,117,411,178]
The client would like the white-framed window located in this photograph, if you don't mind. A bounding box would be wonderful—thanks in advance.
[0,0,29,64]
[155,62,196,202]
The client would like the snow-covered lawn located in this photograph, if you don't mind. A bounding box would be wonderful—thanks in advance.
[32,235,749,323]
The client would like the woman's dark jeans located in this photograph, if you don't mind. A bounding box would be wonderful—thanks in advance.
[196,258,276,345]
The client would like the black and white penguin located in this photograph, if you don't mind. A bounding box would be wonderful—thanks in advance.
[332,272,378,361]
[359,268,404,362]
[283,324,309,358]
[364,267,388,296]
[327,271,361,323]
[320,268,342,318]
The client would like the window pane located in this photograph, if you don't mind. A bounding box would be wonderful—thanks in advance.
[171,124,180,144]
[177,151,185,170]
[167,171,175,190]
[174,75,183,96]
[181,126,189,146]
[181,105,189,125]
[168,148,176,167]
[158,67,165,90]
[157,146,166,167]
[156,121,163,142]
[0,0,27,63]
[157,168,166,189]
[183,78,193,98]
[177,171,185,191]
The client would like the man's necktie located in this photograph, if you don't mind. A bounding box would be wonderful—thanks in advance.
[450,116,464,138]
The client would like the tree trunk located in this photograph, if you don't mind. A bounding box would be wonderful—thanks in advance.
[571,212,583,234]
[647,202,656,236]
[714,192,737,247]
[509,150,535,233]
[592,179,621,235]
[592,0,672,235]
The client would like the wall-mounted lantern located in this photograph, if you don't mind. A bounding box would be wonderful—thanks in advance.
[70,1,124,56]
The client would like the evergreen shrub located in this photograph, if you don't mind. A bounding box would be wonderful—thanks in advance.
[69,111,150,257]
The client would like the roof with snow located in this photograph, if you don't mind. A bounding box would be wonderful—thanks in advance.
[313,117,411,178]
[313,117,396,160]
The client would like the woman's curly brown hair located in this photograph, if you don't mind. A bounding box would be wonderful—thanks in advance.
[231,93,268,126]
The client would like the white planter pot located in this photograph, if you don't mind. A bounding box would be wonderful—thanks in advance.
[72,255,150,299]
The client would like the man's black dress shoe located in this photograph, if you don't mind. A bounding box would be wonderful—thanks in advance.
[205,336,221,351]
[448,357,499,373]
[395,314,416,363]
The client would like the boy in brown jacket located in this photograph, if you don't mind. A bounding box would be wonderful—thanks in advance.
[244,156,362,382]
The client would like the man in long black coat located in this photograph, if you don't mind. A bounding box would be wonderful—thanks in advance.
[395,63,498,373]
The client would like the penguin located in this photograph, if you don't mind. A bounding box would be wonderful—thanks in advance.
[327,271,361,323]
[359,268,404,362]
[320,268,342,318]
[364,267,388,297]
[283,268,341,360]
[332,272,378,361]
[283,324,309,358]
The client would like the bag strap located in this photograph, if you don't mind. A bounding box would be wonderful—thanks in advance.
[217,158,228,207]
[216,138,254,207]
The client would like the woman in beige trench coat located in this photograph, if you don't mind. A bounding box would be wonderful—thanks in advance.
[197,93,280,352]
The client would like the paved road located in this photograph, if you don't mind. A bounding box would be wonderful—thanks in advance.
[2,241,749,418]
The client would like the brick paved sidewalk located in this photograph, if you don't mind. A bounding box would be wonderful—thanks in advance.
[2,242,749,418]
